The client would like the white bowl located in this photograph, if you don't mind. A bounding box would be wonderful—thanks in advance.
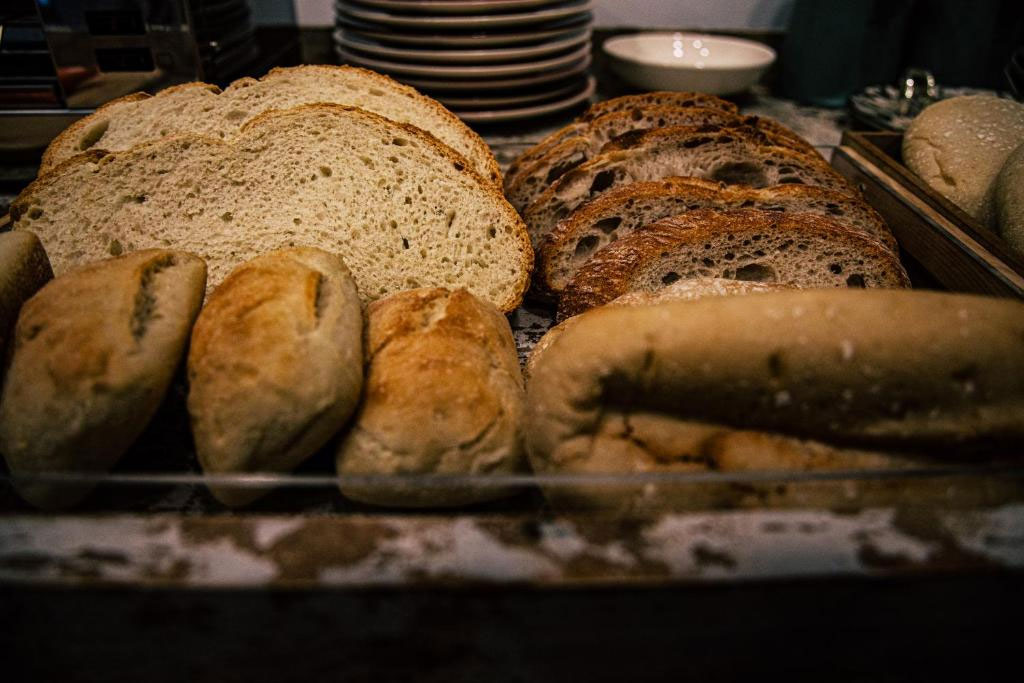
[603,32,776,95]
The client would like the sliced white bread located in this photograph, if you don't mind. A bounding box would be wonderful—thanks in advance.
[13,104,532,312]
[42,65,501,187]
[557,209,910,318]
[522,125,856,247]
[505,91,739,184]
[504,109,819,213]
[539,177,897,295]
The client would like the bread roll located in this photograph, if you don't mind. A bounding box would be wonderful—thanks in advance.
[0,231,53,383]
[337,288,525,507]
[995,142,1024,254]
[0,250,206,508]
[187,247,363,506]
[903,96,1024,226]
[526,289,1024,510]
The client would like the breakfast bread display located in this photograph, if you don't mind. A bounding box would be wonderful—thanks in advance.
[40,65,501,187]
[0,231,53,383]
[994,142,1024,255]
[521,125,854,246]
[336,288,526,507]
[187,248,364,507]
[903,95,1024,227]
[526,290,1024,511]
[538,177,897,296]
[11,104,532,312]
[503,108,817,213]
[0,250,206,509]
[557,209,910,318]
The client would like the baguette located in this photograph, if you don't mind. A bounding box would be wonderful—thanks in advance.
[0,250,206,508]
[187,247,363,507]
[539,177,897,296]
[522,125,855,246]
[13,104,532,312]
[0,231,53,383]
[42,65,501,187]
[557,209,909,318]
[527,290,1024,510]
[504,109,818,213]
[336,288,525,507]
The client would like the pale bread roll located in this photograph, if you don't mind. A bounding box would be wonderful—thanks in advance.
[903,96,1024,226]
[187,247,363,507]
[0,250,206,508]
[994,142,1024,254]
[337,288,525,507]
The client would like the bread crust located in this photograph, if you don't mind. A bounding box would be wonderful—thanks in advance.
[0,231,53,383]
[336,288,526,507]
[0,249,206,508]
[557,209,910,318]
[527,289,1024,509]
[187,247,363,507]
[39,64,502,187]
[13,103,533,313]
[538,176,897,295]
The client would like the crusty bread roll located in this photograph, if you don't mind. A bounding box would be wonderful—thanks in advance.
[995,142,1024,254]
[903,96,1024,226]
[0,250,206,508]
[187,247,363,507]
[0,231,53,382]
[336,287,525,507]
[526,289,1024,511]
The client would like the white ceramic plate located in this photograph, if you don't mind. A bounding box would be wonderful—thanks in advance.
[433,77,586,108]
[347,0,564,15]
[334,28,590,64]
[385,54,591,91]
[336,1,593,29]
[453,75,595,122]
[335,42,589,77]
[337,18,590,47]
[603,32,776,95]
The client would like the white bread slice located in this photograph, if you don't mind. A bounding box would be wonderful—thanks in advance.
[522,125,856,246]
[13,104,532,312]
[539,177,897,295]
[504,109,819,214]
[557,209,910,318]
[504,91,739,184]
[42,65,501,187]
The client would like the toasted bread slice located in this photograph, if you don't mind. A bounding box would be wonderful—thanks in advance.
[557,209,910,318]
[539,177,897,295]
[522,126,855,247]
[42,65,501,187]
[13,104,532,312]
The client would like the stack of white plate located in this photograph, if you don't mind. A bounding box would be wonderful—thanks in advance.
[334,0,596,123]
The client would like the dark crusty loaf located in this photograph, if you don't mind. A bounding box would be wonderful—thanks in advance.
[336,288,526,507]
[13,104,532,313]
[527,289,1024,510]
[504,109,819,214]
[539,177,897,295]
[522,125,855,246]
[0,231,53,383]
[0,250,206,508]
[557,209,910,318]
[505,91,739,184]
[42,64,501,187]
[187,247,364,507]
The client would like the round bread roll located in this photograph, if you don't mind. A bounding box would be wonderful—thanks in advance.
[903,96,1024,226]
[994,141,1024,254]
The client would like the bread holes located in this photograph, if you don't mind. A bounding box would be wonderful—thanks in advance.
[402,238,409,250]
[825,203,844,216]
[225,109,247,122]
[846,274,866,288]
[829,263,843,274]
[78,120,110,151]
[446,210,457,229]
[391,137,409,146]
[734,263,775,282]
[319,166,332,177]
[593,216,622,234]
[661,271,681,285]
[710,162,766,186]
[293,217,301,225]
[574,234,600,258]
[369,88,385,96]
[589,170,617,195]
[220,212,233,222]
[453,161,464,172]
[487,227,496,239]
[360,156,375,169]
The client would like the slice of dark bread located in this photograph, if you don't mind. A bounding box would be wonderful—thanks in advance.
[504,109,819,214]
[539,177,897,295]
[522,126,856,247]
[557,209,910,319]
[504,91,739,186]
